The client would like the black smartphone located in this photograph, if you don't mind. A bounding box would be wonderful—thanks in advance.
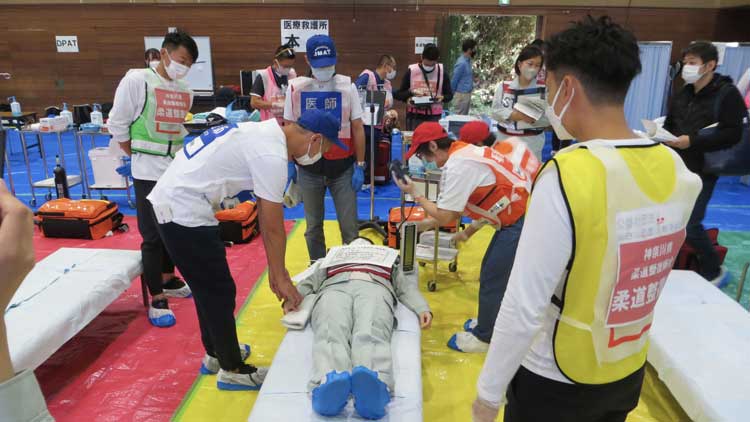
[389,160,408,184]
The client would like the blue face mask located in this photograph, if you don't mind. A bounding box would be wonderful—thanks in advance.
[423,160,439,171]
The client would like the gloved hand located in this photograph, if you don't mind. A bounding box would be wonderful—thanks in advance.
[116,157,132,178]
[287,162,297,184]
[352,164,364,191]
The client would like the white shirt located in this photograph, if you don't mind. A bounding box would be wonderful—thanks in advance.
[147,119,288,227]
[282,79,364,122]
[107,68,194,181]
[476,138,656,408]
[436,153,496,213]
[490,78,538,123]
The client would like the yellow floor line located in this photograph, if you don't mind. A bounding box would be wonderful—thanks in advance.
[173,221,689,422]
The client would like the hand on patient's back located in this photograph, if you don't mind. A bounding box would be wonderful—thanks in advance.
[420,312,433,329]
[0,180,35,309]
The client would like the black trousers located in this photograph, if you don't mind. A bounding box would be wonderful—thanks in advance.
[686,173,721,279]
[157,222,243,371]
[405,112,441,131]
[504,366,645,422]
[134,178,175,296]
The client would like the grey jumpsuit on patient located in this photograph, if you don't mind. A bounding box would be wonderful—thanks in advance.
[295,261,430,393]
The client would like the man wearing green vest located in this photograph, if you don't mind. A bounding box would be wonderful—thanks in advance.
[472,16,701,422]
[108,29,198,328]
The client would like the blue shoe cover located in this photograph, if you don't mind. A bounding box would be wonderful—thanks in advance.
[447,334,461,352]
[149,313,176,328]
[312,371,351,417]
[351,366,390,420]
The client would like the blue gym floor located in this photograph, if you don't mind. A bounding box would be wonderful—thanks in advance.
[4,129,750,305]
[4,129,749,230]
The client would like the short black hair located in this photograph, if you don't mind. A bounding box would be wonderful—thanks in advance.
[162,29,199,64]
[275,44,296,59]
[144,48,160,61]
[377,54,396,68]
[422,44,440,61]
[683,41,718,65]
[462,39,477,52]
[515,45,545,75]
[481,133,496,147]
[545,15,641,104]
[415,137,453,157]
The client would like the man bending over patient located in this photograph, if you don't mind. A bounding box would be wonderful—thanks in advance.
[284,238,432,420]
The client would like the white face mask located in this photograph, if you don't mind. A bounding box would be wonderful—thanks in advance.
[312,65,335,82]
[275,61,291,77]
[546,81,575,141]
[295,138,322,166]
[522,66,539,81]
[149,60,160,69]
[681,64,704,84]
[422,64,435,72]
[386,70,397,80]
[165,52,190,80]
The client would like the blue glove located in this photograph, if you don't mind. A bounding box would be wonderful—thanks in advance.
[287,162,297,184]
[352,165,365,191]
[116,157,132,178]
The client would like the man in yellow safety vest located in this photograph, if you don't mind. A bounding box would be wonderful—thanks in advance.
[472,16,702,422]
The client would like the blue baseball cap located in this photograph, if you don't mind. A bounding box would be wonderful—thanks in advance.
[306,35,337,68]
[297,109,347,151]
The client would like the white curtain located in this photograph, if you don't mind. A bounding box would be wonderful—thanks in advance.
[624,42,673,131]
[716,44,750,100]
[716,44,750,83]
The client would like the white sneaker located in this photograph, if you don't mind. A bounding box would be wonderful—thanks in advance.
[447,331,489,353]
[710,266,731,288]
[200,344,252,375]
[217,365,268,391]
[163,281,192,299]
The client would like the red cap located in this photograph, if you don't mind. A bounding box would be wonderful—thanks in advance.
[405,122,449,159]
[459,121,490,145]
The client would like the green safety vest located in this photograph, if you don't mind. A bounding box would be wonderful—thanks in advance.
[129,68,192,157]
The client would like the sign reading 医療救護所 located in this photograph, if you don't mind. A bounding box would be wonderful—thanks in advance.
[280,20,329,53]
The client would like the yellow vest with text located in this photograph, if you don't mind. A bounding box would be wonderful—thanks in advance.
[545,141,701,385]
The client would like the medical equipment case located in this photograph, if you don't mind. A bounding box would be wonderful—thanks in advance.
[216,200,258,244]
[36,198,125,240]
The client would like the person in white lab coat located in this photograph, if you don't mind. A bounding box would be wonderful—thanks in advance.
[491,44,547,160]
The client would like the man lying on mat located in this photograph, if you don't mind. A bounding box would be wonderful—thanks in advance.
[283,238,432,420]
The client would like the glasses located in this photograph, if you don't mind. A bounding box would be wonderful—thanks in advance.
[275,48,296,59]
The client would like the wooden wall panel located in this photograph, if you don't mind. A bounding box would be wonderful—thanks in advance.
[0,3,743,113]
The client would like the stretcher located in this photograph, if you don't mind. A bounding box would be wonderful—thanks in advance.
[248,302,423,421]
[5,248,142,372]
[650,270,750,422]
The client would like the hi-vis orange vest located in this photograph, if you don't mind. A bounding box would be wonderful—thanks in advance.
[448,139,540,228]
